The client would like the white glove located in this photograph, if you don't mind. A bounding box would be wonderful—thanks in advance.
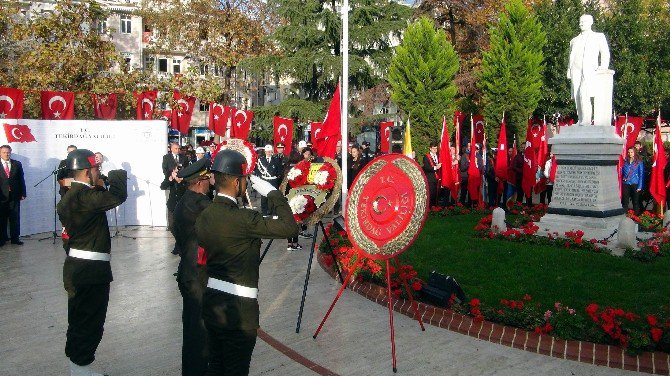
[249,175,277,197]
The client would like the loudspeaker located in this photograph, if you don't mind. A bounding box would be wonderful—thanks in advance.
[421,271,466,308]
[389,126,403,154]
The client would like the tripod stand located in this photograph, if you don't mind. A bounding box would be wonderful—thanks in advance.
[34,166,64,244]
[110,205,136,240]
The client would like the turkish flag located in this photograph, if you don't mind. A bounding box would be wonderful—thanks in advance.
[0,87,24,119]
[379,121,394,154]
[171,91,196,134]
[3,123,36,143]
[231,108,254,140]
[526,118,543,150]
[614,115,643,149]
[650,117,667,205]
[41,91,75,120]
[310,122,323,155]
[134,91,157,120]
[521,140,537,199]
[317,83,342,158]
[473,114,485,144]
[208,102,231,136]
[274,116,293,155]
[438,117,454,192]
[92,93,117,120]
[537,120,549,167]
[495,119,508,181]
[467,133,482,204]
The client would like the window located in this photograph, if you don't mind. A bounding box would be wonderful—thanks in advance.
[199,101,208,112]
[144,55,154,70]
[158,58,168,73]
[124,57,132,70]
[173,59,181,74]
[97,19,107,34]
[213,65,221,77]
[120,15,131,34]
[200,65,209,75]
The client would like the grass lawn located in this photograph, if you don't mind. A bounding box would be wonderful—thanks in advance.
[400,213,670,315]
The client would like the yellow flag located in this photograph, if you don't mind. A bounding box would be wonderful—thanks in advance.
[403,118,413,158]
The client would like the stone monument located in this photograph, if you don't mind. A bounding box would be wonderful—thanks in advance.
[538,14,624,239]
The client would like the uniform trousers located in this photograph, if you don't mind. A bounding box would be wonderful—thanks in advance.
[65,283,110,366]
[0,199,20,242]
[178,279,208,376]
[204,326,257,376]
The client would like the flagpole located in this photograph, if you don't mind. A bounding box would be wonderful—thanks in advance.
[341,0,349,216]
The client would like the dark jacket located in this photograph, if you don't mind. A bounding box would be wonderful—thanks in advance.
[0,159,26,202]
[161,153,189,189]
[255,154,283,187]
[459,151,470,180]
[422,153,440,183]
[173,189,211,285]
[58,170,127,286]
[195,191,299,330]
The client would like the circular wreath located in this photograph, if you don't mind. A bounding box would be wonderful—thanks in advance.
[289,194,317,222]
[210,138,258,175]
[287,160,311,188]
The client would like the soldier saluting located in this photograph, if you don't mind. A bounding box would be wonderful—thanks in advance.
[195,149,298,375]
[57,149,127,376]
[172,158,212,376]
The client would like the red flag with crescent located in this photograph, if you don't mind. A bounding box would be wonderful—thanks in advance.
[521,140,537,199]
[134,91,157,120]
[310,122,323,155]
[438,117,454,192]
[274,116,293,155]
[473,114,485,144]
[526,118,543,150]
[40,91,74,120]
[0,87,24,119]
[208,102,231,136]
[495,118,508,181]
[91,93,117,120]
[317,83,341,158]
[614,115,643,149]
[3,123,36,143]
[379,121,393,153]
[467,122,482,203]
[231,108,254,140]
[650,116,667,205]
[171,91,196,134]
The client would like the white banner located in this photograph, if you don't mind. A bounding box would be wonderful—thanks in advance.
[1,119,168,235]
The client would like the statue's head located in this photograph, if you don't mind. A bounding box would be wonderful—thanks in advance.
[579,14,594,31]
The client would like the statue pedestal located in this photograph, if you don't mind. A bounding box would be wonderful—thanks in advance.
[538,125,624,239]
[592,69,614,126]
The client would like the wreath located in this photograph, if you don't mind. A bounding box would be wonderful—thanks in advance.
[287,160,311,188]
[289,194,317,222]
[210,138,258,175]
[314,162,337,190]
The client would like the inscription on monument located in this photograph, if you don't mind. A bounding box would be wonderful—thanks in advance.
[553,165,600,208]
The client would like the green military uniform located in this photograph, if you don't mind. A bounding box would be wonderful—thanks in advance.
[195,190,298,375]
[58,170,127,367]
[172,158,212,376]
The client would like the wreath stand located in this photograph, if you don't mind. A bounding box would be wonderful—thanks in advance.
[259,220,345,333]
[312,252,425,373]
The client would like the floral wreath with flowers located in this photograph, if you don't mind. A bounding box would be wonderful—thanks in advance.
[284,158,340,223]
[210,138,257,175]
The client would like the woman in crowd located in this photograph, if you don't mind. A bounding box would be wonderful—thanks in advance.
[347,144,368,189]
[621,147,644,215]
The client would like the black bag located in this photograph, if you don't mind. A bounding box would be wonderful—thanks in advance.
[421,271,466,308]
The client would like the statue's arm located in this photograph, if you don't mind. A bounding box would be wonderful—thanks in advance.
[567,39,575,79]
[599,34,610,69]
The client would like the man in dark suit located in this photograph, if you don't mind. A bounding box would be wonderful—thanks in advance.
[422,141,442,207]
[0,145,26,246]
[161,142,189,231]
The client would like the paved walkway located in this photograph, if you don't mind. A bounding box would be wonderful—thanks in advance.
[0,221,642,375]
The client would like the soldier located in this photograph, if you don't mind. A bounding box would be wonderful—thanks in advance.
[57,149,127,376]
[274,142,289,183]
[172,158,212,376]
[255,145,282,215]
[195,149,298,375]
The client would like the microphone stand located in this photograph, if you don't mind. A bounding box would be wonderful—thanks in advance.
[34,165,66,244]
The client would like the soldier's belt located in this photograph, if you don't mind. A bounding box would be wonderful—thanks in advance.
[68,248,111,262]
[262,176,278,180]
[207,277,257,299]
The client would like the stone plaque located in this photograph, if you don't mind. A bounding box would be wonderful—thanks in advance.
[552,165,600,208]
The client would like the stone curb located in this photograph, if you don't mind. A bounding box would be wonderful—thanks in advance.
[316,252,670,375]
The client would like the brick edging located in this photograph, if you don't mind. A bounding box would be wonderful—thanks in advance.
[316,252,670,375]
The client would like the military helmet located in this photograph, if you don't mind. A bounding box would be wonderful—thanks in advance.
[66,149,98,170]
[211,149,247,176]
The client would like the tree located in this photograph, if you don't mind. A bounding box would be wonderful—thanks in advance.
[0,0,134,118]
[388,17,459,157]
[602,0,670,117]
[138,0,272,105]
[478,0,546,141]
[242,0,412,102]
[533,0,601,118]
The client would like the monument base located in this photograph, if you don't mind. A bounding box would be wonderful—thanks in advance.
[539,125,624,240]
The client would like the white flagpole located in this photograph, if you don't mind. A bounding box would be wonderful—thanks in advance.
[341,0,349,216]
